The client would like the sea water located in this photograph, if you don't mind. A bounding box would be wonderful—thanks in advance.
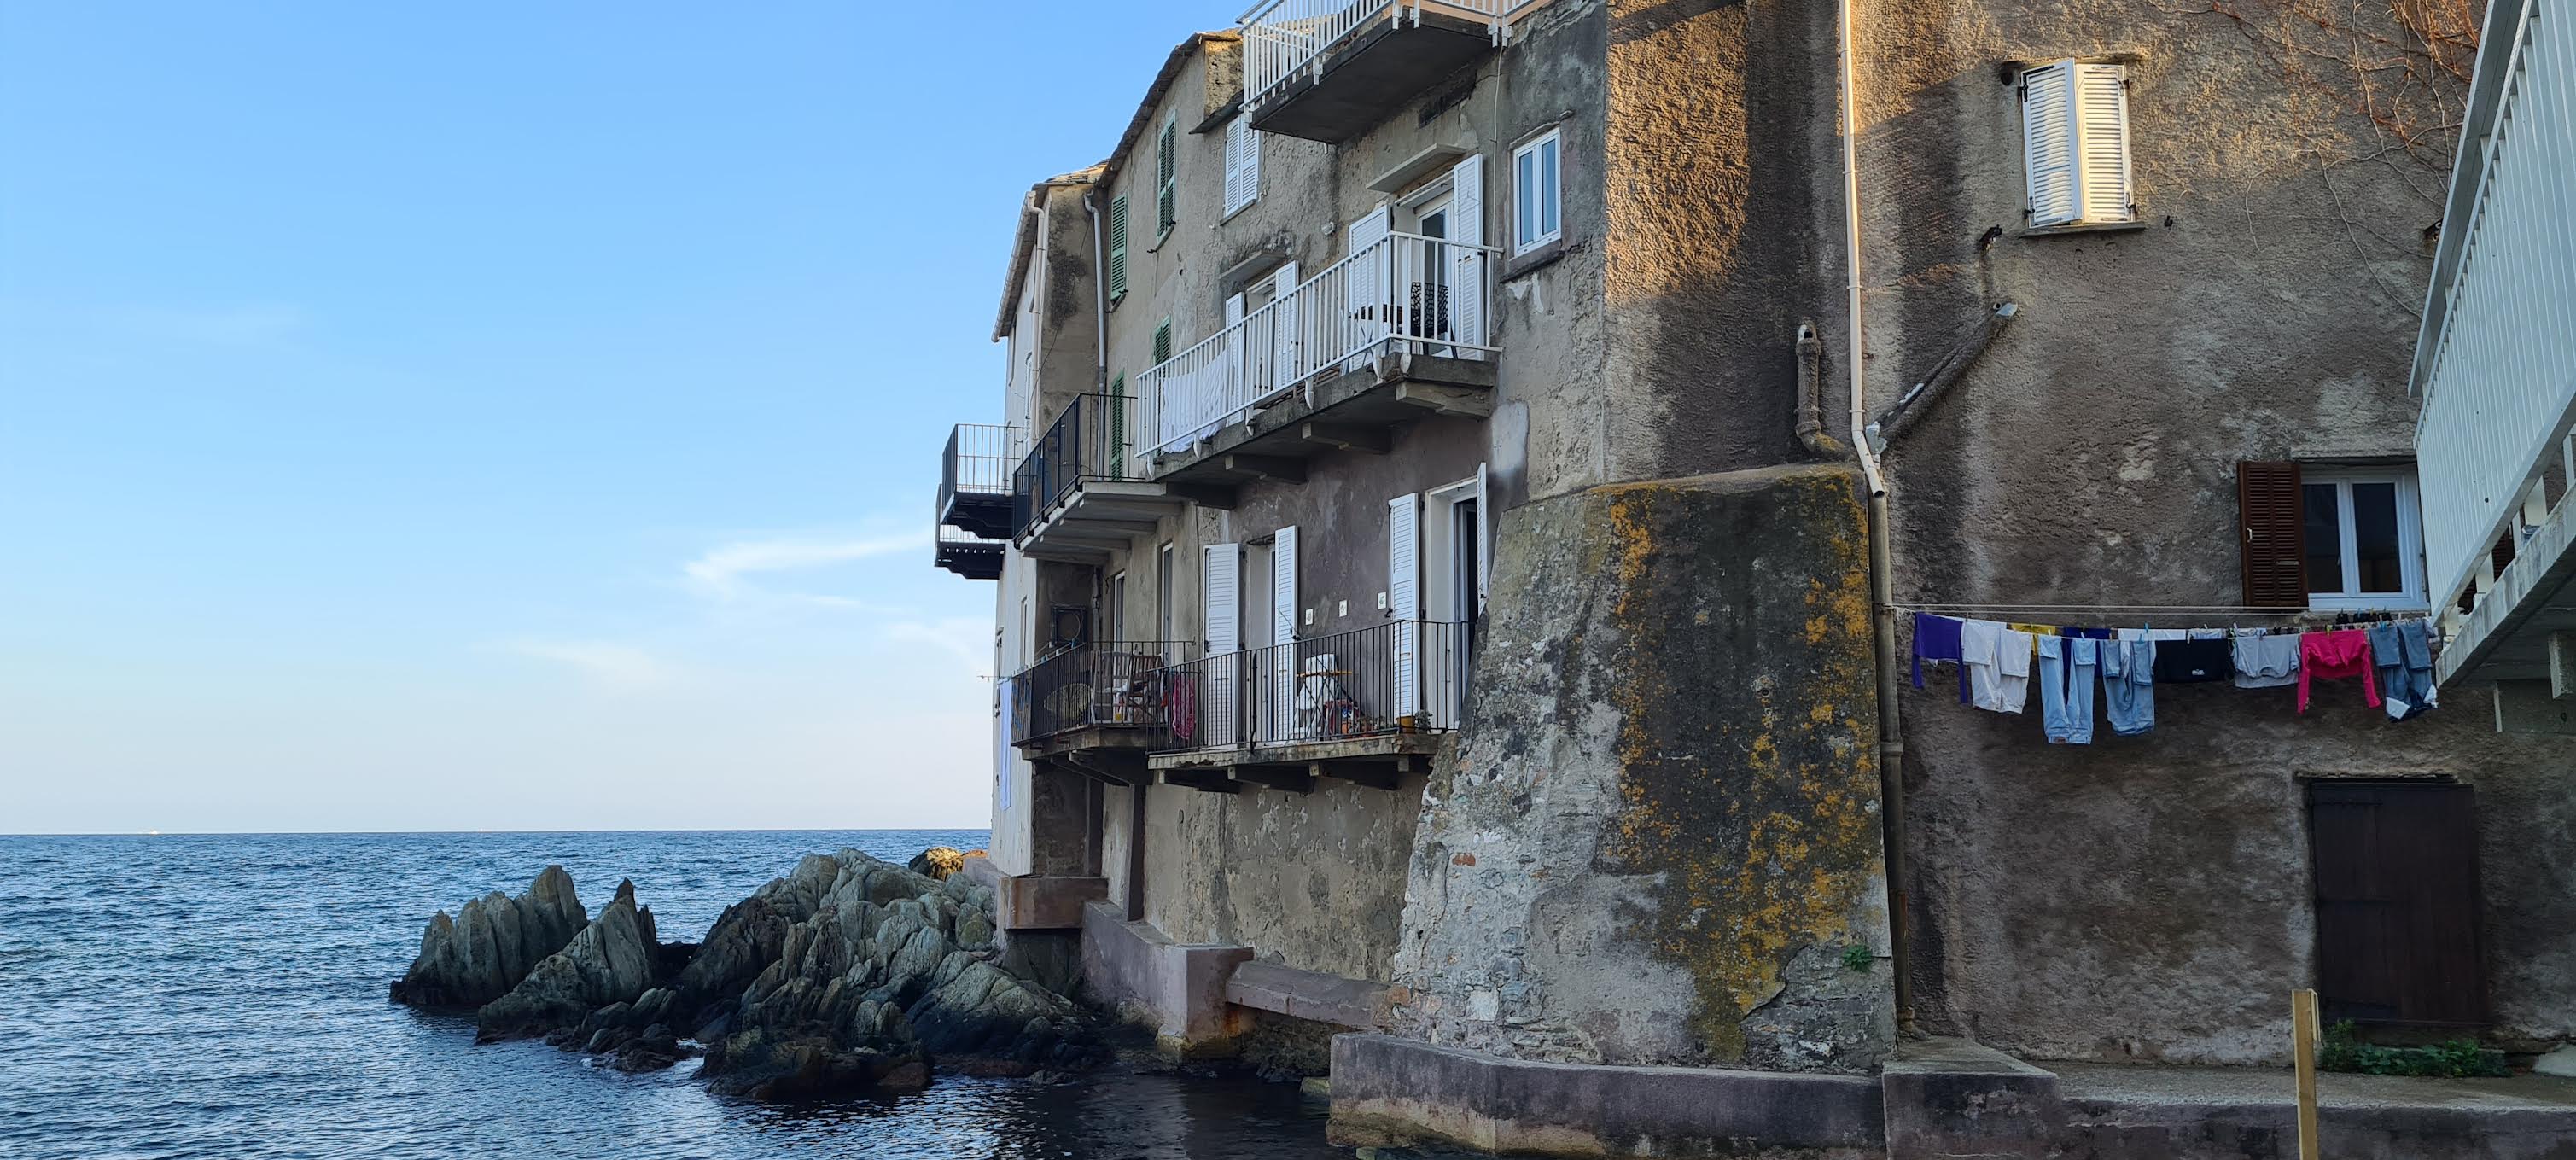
[0,830,1356,1159]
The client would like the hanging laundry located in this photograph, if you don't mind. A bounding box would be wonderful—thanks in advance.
[2037,635,2098,744]
[2101,637,2155,735]
[2232,631,2299,689]
[2008,622,2056,648]
[1910,613,1972,706]
[1960,619,2033,714]
[2298,629,2381,714]
[2369,620,2439,720]
[2058,627,2115,639]
[2153,637,2235,684]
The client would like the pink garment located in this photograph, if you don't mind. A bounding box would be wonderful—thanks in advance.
[2298,629,2381,714]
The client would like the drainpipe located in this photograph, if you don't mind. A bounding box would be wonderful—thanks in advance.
[1795,321,1846,459]
[1084,193,1110,392]
[1839,0,1913,1033]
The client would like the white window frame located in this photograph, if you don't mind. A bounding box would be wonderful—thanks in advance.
[1157,542,1176,643]
[1107,570,1128,643]
[1511,129,1562,256]
[2304,468,2428,612]
[2019,59,2138,230]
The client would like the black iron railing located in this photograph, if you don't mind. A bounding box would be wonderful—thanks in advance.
[940,423,1022,539]
[1161,620,1469,750]
[1006,639,1203,745]
[1011,393,1133,540]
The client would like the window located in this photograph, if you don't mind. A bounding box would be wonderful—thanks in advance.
[2020,60,2136,228]
[1223,114,1261,218]
[2237,461,2426,611]
[1511,130,1561,255]
[1106,372,1128,480]
[1152,319,1173,365]
[2304,469,2425,609]
[1156,115,1179,236]
[1157,543,1175,643]
[1106,195,1130,304]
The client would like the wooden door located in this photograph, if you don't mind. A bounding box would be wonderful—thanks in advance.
[2308,781,2486,1028]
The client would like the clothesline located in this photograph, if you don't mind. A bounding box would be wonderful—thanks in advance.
[1897,602,2428,615]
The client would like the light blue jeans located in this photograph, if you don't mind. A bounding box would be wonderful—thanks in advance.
[2101,638,2156,736]
[2038,636,2097,744]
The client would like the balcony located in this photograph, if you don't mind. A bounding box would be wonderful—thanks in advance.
[1126,230,1498,502]
[2410,0,2576,730]
[1012,393,1186,563]
[934,522,1005,580]
[1240,1,1542,143]
[1006,640,1203,781]
[1148,619,1469,792]
[939,423,1022,540]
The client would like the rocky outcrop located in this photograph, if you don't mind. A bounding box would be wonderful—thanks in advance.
[698,851,1093,1095]
[475,879,661,1041]
[390,866,586,1009]
[906,846,966,881]
[398,849,1099,1099]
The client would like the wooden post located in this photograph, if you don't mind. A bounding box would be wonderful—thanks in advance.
[2293,988,2322,1160]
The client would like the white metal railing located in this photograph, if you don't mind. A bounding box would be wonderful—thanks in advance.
[1239,0,1546,109]
[1128,230,1497,476]
[2411,0,2576,623]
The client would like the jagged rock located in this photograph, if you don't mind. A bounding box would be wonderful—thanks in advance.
[906,846,966,881]
[390,866,586,1009]
[475,879,660,1041]
[694,849,1095,1097]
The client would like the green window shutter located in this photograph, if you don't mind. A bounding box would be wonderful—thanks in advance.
[1108,373,1128,481]
[1157,121,1178,234]
[1152,321,1172,364]
[1106,196,1128,303]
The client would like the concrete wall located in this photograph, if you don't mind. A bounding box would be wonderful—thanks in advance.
[1391,465,1896,1075]
[1854,0,2576,1062]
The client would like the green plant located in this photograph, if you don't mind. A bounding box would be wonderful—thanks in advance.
[1841,945,1874,973]
[2317,1020,2508,1078]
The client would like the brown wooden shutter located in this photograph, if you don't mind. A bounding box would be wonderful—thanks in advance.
[2239,460,2307,609]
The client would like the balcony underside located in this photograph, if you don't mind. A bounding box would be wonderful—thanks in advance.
[934,539,1003,580]
[1021,726,1168,785]
[1248,11,1495,144]
[1146,352,1495,506]
[1019,481,1186,563]
[1147,732,1445,794]
[2438,488,2576,732]
[941,491,1015,541]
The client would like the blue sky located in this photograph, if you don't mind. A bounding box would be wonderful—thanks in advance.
[0,2,1215,833]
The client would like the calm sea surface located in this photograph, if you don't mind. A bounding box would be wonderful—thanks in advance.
[0,831,1363,1159]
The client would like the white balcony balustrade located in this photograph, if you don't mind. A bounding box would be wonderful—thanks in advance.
[1238,1,1547,142]
[1127,230,1497,480]
[2410,0,2576,706]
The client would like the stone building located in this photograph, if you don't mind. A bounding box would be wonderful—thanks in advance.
[931,1,2576,1155]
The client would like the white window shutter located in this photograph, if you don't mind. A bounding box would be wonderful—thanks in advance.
[1203,543,1242,747]
[1388,493,1421,719]
[1268,527,1297,742]
[1224,291,1247,405]
[2022,61,2079,228]
[1346,207,1394,371]
[2074,62,2135,224]
[1448,154,1488,358]
[1225,116,1260,216]
[1474,462,1490,607]
[1270,260,1300,394]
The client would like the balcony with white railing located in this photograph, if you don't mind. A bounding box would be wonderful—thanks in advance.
[1239,0,1547,143]
[2410,0,2576,724]
[1125,229,1500,498]
[1148,619,1471,792]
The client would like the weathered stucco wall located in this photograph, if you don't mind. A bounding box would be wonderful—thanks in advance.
[1391,464,1894,1074]
[1858,0,2576,1062]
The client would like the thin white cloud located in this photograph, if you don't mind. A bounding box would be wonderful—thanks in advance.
[681,533,927,603]
[496,640,681,691]
[885,618,994,679]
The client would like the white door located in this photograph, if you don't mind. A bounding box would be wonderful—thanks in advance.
[1203,543,1241,747]
[1345,206,1392,372]
[1269,260,1301,397]
[1448,154,1486,358]
[1222,291,1247,423]
[1268,526,1298,743]
[1388,493,1421,720]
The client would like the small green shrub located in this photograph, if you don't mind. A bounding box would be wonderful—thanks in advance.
[1841,945,1874,973]
[2317,1020,2508,1078]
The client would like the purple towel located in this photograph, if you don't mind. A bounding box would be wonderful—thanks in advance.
[1912,613,1973,703]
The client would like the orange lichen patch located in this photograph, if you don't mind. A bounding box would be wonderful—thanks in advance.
[1453,852,1477,866]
